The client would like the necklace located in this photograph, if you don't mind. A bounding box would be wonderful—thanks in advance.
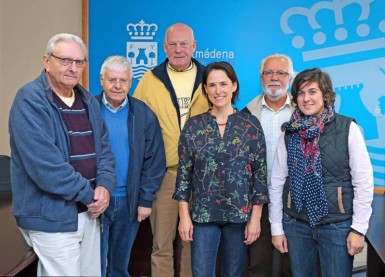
[215,108,236,126]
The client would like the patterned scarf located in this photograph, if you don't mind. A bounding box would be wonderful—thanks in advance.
[281,105,334,227]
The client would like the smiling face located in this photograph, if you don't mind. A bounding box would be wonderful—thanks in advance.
[261,57,291,101]
[100,69,131,108]
[164,24,196,71]
[43,41,86,93]
[204,69,237,110]
[297,81,325,116]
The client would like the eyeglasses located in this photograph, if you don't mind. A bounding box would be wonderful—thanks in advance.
[105,78,130,86]
[166,41,190,49]
[50,54,87,68]
[262,70,290,78]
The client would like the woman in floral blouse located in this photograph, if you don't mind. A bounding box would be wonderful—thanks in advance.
[173,61,269,276]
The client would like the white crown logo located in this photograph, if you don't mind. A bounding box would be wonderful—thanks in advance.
[280,0,385,61]
[127,20,158,40]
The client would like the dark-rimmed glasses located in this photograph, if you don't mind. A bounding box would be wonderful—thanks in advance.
[50,54,87,68]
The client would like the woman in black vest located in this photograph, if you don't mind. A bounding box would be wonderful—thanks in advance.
[269,68,373,277]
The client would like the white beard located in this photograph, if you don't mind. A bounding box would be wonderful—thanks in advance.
[264,82,288,101]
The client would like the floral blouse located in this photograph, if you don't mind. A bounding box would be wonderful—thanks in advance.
[173,110,269,223]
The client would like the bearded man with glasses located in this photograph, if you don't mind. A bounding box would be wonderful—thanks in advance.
[242,53,295,277]
[9,33,116,276]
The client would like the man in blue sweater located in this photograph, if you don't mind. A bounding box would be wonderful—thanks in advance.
[9,33,116,276]
[96,56,166,277]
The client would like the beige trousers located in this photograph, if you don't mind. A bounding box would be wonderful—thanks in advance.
[150,172,192,277]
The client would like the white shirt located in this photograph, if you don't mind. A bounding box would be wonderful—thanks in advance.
[261,95,292,187]
[269,121,373,236]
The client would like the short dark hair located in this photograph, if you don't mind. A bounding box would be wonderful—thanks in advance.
[291,68,336,107]
[201,61,239,107]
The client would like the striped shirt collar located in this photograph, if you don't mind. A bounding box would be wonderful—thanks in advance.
[102,93,128,113]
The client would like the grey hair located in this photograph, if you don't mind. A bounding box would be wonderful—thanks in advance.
[259,53,294,78]
[46,33,88,59]
[100,56,132,78]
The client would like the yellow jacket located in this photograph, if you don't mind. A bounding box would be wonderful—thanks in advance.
[133,59,210,175]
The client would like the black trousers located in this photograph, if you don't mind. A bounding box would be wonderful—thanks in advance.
[244,204,292,277]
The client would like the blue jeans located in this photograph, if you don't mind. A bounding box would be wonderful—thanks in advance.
[283,213,353,277]
[101,196,139,277]
[191,222,247,277]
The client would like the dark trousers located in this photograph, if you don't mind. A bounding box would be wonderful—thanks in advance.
[101,196,139,277]
[245,204,292,277]
[192,222,247,277]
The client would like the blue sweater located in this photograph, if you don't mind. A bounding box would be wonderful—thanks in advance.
[96,93,166,221]
[9,71,116,232]
[102,104,129,196]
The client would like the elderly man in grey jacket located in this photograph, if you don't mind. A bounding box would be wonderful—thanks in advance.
[9,33,116,276]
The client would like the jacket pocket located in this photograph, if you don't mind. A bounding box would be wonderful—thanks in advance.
[337,186,345,214]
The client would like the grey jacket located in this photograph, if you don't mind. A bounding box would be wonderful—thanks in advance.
[9,71,116,232]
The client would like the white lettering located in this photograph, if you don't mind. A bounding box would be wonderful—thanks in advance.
[194,49,235,60]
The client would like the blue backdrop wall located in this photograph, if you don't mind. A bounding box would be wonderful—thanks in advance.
[88,0,385,188]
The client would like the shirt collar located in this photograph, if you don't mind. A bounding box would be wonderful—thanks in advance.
[102,93,128,113]
[167,61,194,72]
[261,93,291,111]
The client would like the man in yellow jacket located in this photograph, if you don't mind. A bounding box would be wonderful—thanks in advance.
[133,22,209,277]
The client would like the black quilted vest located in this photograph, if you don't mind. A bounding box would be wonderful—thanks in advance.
[282,113,355,225]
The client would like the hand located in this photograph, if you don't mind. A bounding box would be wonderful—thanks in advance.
[244,217,261,245]
[137,206,151,222]
[87,186,110,219]
[347,231,365,256]
[272,235,289,253]
[178,215,193,242]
